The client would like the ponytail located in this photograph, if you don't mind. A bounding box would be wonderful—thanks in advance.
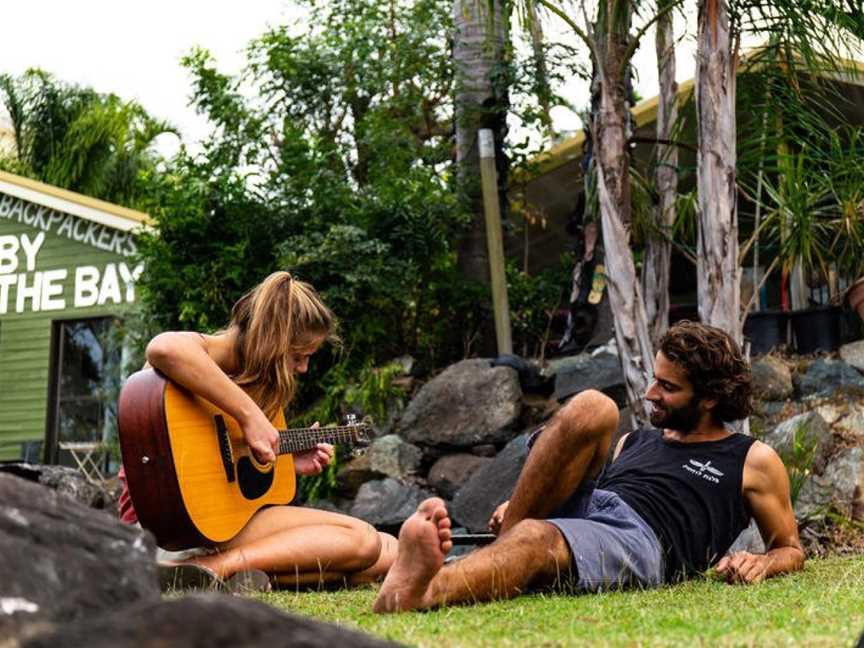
[229,271,338,418]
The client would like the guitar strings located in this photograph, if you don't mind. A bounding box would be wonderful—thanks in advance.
[276,425,366,454]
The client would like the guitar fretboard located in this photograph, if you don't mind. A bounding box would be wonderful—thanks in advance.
[278,426,365,454]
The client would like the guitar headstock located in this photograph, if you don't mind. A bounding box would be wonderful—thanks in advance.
[345,413,373,453]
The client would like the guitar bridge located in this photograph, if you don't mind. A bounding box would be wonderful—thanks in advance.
[214,415,236,483]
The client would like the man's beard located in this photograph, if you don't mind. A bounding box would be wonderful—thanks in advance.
[649,395,702,433]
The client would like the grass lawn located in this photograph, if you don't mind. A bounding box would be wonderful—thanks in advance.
[260,555,864,647]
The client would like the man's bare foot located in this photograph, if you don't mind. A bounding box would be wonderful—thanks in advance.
[373,497,452,613]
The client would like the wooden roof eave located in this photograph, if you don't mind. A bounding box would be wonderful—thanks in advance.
[0,170,154,234]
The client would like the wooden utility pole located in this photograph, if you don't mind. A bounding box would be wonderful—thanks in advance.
[478,128,512,355]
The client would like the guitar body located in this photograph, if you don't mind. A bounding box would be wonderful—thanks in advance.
[118,369,296,550]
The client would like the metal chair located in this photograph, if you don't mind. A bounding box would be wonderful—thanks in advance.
[58,441,108,484]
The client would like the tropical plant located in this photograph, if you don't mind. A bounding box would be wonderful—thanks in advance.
[506,257,572,359]
[822,127,864,284]
[0,69,174,208]
[733,42,864,314]
[696,0,862,338]
[777,420,820,506]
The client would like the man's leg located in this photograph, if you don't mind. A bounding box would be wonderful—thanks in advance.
[502,389,618,532]
[374,498,571,612]
[374,390,619,613]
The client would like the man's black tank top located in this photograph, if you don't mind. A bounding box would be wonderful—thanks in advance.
[598,427,757,583]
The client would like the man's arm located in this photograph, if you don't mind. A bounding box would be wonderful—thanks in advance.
[716,441,805,584]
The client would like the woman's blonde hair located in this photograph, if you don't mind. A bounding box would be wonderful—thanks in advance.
[229,271,338,418]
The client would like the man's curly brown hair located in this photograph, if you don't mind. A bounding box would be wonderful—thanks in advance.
[659,320,753,422]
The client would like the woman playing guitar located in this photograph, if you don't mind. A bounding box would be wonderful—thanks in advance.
[117,271,396,589]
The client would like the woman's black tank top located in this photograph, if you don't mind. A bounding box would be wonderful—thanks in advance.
[598,427,757,582]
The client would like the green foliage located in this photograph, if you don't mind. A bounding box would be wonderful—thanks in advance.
[129,0,581,429]
[776,420,820,505]
[293,360,409,502]
[735,42,864,285]
[134,159,287,332]
[0,69,174,208]
[506,258,571,358]
[135,0,562,402]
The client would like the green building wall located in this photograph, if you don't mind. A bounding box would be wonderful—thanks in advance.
[0,202,140,460]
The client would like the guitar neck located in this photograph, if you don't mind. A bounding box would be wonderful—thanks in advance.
[277,426,360,454]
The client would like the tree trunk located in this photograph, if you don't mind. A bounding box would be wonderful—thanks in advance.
[595,0,654,421]
[642,1,678,347]
[453,0,509,286]
[696,0,741,343]
[526,1,555,141]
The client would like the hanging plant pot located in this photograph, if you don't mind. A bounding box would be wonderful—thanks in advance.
[844,277,864,322]
[790,305,843,354]
[743,310,789,355]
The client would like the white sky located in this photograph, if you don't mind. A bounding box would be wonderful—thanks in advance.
[0,1,303,155]
[0,1,703,155]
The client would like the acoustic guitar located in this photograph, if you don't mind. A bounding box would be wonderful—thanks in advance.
[118,369,371,550]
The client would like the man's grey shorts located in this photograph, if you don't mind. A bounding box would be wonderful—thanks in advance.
[546,482,665,592]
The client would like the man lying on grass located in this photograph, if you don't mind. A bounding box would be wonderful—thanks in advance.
[374,321,805,613]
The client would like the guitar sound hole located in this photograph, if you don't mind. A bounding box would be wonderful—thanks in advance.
[236,457,275,500]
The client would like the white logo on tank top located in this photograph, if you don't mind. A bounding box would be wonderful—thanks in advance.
[682,459,724,484]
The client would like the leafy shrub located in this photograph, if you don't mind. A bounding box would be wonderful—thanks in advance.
[778,420,820,506]
[293,361,410,502]
[506,257,573,359]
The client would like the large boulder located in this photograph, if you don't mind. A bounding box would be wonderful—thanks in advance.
[795,359,864,398]
[349,478,433,530]
[368,435,423,478]
[334,453,383,499]
[762,411,832,472]
[0,473,158,638]
[750,356,794,401]
[427,454,492,499]
[396,359,522,448]
[839,340,864,373]
[0,462,107,509]
[547,351,627,407]
[17,593,401,648]
[795,446,864,520]
[451,433,530,532]
[811,400,864,444]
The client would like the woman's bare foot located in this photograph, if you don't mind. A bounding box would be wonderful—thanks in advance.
[372,498,452,613]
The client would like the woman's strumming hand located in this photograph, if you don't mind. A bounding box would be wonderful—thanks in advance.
[242,409,280,465]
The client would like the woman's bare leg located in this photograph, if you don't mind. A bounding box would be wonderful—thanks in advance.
[269,532,398,588]
[189,506,383,581]
[349,532,397,585]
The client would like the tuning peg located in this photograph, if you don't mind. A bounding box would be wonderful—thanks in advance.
[352,448,367,458]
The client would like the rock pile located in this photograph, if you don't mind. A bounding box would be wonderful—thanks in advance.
[329,351,632,534]
[329,344,864,544]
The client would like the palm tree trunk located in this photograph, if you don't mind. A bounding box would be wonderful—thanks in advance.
[526,1,555,140]
[696,0,741,343]
[453,0,509,286]
[595,0,653,421]
[642,1,678,346]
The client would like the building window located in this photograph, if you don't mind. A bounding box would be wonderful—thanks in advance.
[46,317,122,466]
